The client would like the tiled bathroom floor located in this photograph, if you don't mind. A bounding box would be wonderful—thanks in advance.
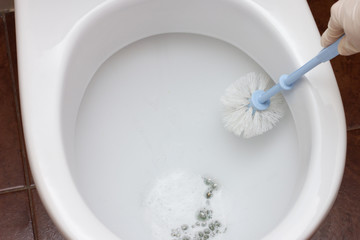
[0,11,65,240]
[0,1,359,239]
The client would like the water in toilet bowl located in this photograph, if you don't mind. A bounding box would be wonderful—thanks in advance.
[73,33,304,239]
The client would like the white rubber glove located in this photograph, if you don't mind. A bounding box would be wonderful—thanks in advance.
[321,0,360,56]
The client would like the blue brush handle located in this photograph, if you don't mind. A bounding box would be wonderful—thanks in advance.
[251,35,344,110]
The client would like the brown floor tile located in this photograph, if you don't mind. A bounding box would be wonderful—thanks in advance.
[31,189,66,240]
[311,129,360,239]
[4,11,34,186]
[307,0,360,130]
[0,14,25,191]
[0,190,34,240]
[307,0,335,33]
[4,12,17,79]
[332,55,360,130]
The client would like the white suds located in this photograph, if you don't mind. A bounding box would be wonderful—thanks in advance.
[144,170,228,240]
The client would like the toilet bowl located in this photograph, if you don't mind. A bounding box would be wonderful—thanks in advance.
[15,0,346,239]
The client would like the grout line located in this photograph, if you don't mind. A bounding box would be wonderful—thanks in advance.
[27,188,39,240]
[0,9,14,14]
[0,186,27,195]
[0,185,36,195]
[347,126,360,132]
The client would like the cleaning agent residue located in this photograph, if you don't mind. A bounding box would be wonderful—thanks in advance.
[144,170,228,240]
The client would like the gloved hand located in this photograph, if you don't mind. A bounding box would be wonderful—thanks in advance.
[321,0,360,56]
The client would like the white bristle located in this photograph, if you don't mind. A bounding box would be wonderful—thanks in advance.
[221,72,286,138]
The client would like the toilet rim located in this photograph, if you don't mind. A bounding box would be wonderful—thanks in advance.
[15,0,346,239]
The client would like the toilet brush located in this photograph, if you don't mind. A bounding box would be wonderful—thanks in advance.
[221,36,344,138]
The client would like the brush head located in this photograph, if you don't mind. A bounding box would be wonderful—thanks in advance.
[221,72,286,138]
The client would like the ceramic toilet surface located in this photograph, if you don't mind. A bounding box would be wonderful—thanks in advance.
[74,32,301,239]
[15,0,346,239]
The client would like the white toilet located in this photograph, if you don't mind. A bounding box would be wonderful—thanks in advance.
[15,0,346,239]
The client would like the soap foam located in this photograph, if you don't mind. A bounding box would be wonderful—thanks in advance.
[143,170,228,240]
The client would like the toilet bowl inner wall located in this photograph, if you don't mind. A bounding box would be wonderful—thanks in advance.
[61,0,312,157]
[59,0,313,235]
